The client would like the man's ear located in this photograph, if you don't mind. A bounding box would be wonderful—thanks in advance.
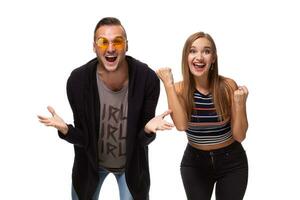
[93,42,96,53]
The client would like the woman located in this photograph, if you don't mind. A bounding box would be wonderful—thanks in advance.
[156,32,248,200]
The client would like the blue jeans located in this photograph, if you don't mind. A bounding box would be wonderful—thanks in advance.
[72,167,133,200]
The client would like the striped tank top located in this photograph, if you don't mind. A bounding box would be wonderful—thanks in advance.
[186,90,233,145]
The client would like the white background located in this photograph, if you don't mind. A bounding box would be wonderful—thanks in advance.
[1,0,299,199]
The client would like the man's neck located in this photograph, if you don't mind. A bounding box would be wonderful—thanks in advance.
[97,61,129,92]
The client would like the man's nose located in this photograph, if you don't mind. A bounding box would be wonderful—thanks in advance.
[107,42,115,52]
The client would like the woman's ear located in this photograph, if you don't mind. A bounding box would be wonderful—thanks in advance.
[213,55,217,64]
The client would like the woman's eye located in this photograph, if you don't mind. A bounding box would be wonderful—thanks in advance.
[189,49,197,54]
[204,49,211,54]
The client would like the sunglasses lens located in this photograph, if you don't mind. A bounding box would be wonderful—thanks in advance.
[96,38,109,50]
[96,37,125,51]
[113,37,125,49]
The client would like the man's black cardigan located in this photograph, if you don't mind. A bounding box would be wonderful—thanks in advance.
[58,56,160,200]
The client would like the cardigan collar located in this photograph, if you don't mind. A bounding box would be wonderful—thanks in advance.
[86,56,137,97]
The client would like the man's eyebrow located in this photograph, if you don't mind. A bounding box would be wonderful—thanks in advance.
[96,35,124,40]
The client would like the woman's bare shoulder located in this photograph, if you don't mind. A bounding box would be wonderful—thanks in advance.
[221,76,238,90]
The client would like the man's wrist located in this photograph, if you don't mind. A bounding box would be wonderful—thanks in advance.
[59,124,69,135]
[144,126,155,134]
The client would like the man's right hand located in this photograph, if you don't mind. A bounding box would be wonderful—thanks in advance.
[38,106,69,135]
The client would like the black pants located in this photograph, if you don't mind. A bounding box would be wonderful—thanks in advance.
[180,141,248,200]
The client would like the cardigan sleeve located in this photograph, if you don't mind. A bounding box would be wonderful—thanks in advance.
[138,69,160,147]
[57,72,88,148]
[58,125,87,147]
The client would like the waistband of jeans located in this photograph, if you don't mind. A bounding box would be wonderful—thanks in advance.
[187,141,243,155]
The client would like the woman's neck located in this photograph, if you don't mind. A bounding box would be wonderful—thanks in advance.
[194,77,210,95]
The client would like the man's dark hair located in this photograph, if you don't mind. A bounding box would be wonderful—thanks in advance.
[94,17,127,41]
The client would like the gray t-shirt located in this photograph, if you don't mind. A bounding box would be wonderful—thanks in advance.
[97,74,128,172]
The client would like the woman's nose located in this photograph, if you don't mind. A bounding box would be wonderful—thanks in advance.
[195,52,203,60]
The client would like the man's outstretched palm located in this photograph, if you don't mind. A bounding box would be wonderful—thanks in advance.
[38,106,68,134]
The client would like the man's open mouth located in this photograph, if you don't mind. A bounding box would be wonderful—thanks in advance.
[105,55,117,62]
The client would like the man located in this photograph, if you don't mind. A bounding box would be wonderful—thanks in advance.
[38,17,173,200]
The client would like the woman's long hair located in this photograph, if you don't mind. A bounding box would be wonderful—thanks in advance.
[181,32,232,121]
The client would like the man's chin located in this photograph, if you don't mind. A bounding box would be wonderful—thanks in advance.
[103,63,118,72]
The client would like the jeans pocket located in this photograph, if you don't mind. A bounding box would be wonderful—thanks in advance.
[180,149,194,167]
[181,147,205,167]
[224,149,248,169]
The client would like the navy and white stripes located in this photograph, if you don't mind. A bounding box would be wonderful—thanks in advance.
[186,91,232,145]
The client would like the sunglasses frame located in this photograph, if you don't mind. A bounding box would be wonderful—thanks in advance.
[95,36,126,51]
